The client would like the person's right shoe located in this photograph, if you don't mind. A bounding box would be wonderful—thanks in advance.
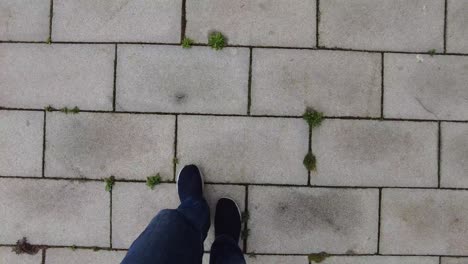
[214,198,242,242]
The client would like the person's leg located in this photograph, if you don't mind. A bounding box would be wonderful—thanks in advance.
[121,165,210,264]
[210,198,246,264]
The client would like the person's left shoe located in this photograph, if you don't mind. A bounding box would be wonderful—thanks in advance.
[177,164,204,202]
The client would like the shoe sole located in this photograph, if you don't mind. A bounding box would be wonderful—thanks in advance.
[176,165,205,194]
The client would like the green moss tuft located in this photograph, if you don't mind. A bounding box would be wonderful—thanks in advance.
[146,174,162,190]
[104,176,115,192]
[303,152,317,171]
[241,210,249,223]
[181,37,194,48]
[45,105,54,112]
[60,106,80,114]
[208,32,226,50]
[308,252,329,263]
[428,49,437,56]
[303,108,323,128]
[241,228,250,240]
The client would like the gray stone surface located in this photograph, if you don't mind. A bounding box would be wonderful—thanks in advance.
[248,186,379,254]
[384,54,468,120]
[45,113,175,180]
[46,249,126,264]
[320,256,438,264]
[117,45,249,114]
[177,116,309,184]
[112,183,178,249]
[442,258,468,264]
[0,111,43,176]
[311,120,438,187]
[0,0,50,41]
[0,44,114,110]
[186,0,316,47]
[0,179,109,246]
[381,189,468,255]
[203,254,307,264]
[112,182,245,249]
[251,49,381,116]
[52,0,181,42]
[320,0,444,52]
[441,123,468,187]
[447,0,468,53]
[0,247,41,264]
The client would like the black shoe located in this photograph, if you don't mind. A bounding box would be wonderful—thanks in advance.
[177,164,204,202]
[215,198,242,242]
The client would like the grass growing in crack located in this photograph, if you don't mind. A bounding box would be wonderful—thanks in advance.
[12,237,41,255]
[308,252,329,263]
[208,32,226,50]
[46,37,51,44]
[45,105,54,112]
[241,210,249,223]
[181,37,194,48]
[241,227,250,240]
[303,108,323,128]
[92,247,101,252]
[303,151,316,171]
[173,158,179,165]
[247,252,257,258]
[428,49,437,56]
[60,106,80,114]
[146,174,162,190]
[70,245,77,251]
[104,176,115,192]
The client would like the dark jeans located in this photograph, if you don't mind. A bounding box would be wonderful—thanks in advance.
[121,197,246,264]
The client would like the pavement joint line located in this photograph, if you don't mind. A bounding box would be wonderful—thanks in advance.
[316,0,320,47]
[1,40,467,56]
[377,188,382,254]
[438,121,442,188]
[307,125,312,186]
[243,185,249,253]
[180,0,187,42]
[0,244,462,258]
[3,176,468,191]
[42,248,46,264]
[42,111,47,177]
[2,108,468,123]
[112,44,118,112]
[109,190,113,248]
[247,48,253,115]
[444,0,448,53]
[48,0,53,41]
[173,115,179,181]
[380,53,385,119]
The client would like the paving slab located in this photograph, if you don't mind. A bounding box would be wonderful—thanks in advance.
[177,116,309,184]
[0,111,43,176]
[447,0,468,53]
[111,183,179,249]
[311,119,438,187]
[202,254,307,264]
[319,256,438,264]
[52,0,181,42]
[117,45,249,114]
[441,122,468,188]
[381,189,468,255]
[248,186,379,254]
[442,258,468,264]
[251,49,381,116]
[320,0,444,52]
[45,113,174,180]
[0,0,50,41]
[46,248,126,264]
[0,44,114,110]
[0,178,109,246]
[112,182,245,249]
[186,0,316,47]
[0,247,42,264]
[384,54,468,120]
